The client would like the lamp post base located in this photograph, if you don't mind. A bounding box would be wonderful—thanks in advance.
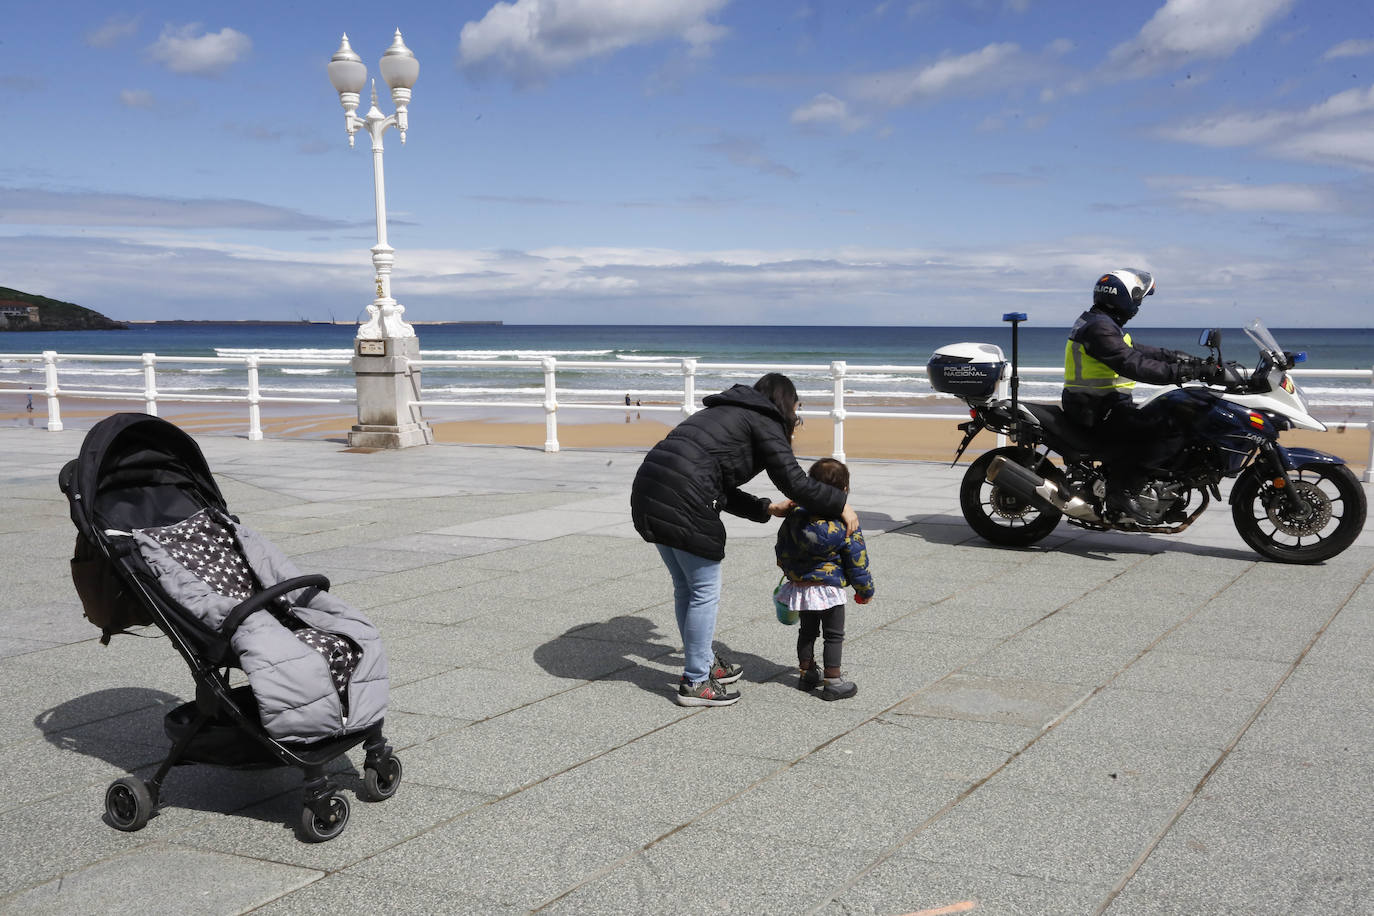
[349,336,433,449]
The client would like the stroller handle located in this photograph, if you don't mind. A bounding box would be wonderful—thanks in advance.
[222,574,331,639]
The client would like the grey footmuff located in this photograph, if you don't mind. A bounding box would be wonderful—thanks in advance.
[132,508,388,744]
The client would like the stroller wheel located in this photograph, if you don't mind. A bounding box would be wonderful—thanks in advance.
[106,777,154,832]
[361,754,403,802]
[298,793,350,843]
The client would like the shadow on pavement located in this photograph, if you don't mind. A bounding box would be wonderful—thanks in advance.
[35,686,353,830]
[533,615,790,700]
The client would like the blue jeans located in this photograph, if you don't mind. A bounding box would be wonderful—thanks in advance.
[655,544,722,684]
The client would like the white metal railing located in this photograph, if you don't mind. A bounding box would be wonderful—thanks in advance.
[0,350,356,441]
[3,350,1372,479]
[415,357,1374,480]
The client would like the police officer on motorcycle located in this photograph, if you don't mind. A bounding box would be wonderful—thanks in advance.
[1063,269,1209,524]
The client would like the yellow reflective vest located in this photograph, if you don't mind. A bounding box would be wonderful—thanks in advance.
[1064,329,1135,395]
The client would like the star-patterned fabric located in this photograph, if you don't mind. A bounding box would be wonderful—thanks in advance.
[143,509,362,702]
[146,509,256,600]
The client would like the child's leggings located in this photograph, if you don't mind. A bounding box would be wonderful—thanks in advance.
[797,603,846,671]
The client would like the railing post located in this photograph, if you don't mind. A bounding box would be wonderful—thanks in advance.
[1365,365,1373,483]
[246,356,263,441]
[681,358,697,417]
[42,350,62,432]
[542,356,559,452]
[141,352,158,416]
[830,360,847,462]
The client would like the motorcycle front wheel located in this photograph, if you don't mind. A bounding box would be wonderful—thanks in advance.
[959,447,1063,547]
[1231,463,1367,564]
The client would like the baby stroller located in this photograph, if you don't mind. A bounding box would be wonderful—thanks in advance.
[58,413,401,842]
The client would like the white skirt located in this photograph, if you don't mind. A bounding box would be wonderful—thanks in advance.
[776,581,847,612]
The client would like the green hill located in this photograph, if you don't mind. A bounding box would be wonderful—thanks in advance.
[0,287,127,331]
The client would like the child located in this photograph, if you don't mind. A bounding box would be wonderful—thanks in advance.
[774,458,874,700]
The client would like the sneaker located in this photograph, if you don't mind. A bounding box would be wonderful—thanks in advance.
[820,674,858,701]
[675,676,741,707]
[797,664,822,691]
[710,653,743,685]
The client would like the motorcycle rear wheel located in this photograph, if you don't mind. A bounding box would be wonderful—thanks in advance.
[1231,463,1367,564]
[960,447,1063,546]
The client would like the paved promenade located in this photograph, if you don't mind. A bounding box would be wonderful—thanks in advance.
[1,424,1371,915]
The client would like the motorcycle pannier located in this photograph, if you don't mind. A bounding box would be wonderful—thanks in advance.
[927,343,1006,400]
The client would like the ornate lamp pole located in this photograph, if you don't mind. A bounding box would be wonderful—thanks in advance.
[328,30,432,447]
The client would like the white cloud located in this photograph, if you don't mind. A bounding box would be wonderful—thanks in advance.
[1161,180,1335,213]
[1107,0,1296,77]
[0,188,343,231]
[85,15,139,48]
[119,89,155,109]
[790,93,866,133]
[704,134,798,179]
[1323,39,1374,61]
[147,24,251,76]
[1159,85,1374,171]
[7,226,1371,327]
[458,0,729,85]
[851,42,1022,106]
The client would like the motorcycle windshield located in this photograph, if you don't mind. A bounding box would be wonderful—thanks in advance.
[1244,318,1284,357]
[1245,318,1310,406]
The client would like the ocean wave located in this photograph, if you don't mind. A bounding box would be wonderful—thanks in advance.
[58,366,144,376]
[215,348,353,359]
[185,367,228,374]
[279,368,337,376]
[422,349,615,360]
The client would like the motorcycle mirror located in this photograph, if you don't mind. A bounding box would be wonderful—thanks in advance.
[1199,329,1221,348]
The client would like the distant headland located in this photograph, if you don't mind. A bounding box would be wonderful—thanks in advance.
[0,287,127,331]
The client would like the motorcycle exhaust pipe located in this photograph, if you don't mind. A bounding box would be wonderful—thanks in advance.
[986,455,1100,522]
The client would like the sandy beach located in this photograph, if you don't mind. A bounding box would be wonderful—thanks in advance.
[2,391,1369,472]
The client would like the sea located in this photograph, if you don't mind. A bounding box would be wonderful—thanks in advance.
[2,323,1373,421]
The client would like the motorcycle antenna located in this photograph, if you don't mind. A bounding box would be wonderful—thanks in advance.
[1003,312,1027,438]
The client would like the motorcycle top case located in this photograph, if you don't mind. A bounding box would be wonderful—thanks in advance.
[927,343,1006,399]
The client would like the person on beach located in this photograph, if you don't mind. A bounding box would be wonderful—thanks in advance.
[26,387,34,412]
[775,458,873,701]
[1063,269,1211,523]
[631,373,858,707]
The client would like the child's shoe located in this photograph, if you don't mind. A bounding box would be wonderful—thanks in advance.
[797,664,822,691]
[820,673,858,701]
[710,652,743,685]
[675,676,741,707]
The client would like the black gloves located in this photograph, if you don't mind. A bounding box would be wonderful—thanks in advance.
[1174,355,1204,383]
[1177,356,1227,385]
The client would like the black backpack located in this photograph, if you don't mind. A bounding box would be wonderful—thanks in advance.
[69,532,153,644]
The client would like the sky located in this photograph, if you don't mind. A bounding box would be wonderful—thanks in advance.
[4,0,1374,328]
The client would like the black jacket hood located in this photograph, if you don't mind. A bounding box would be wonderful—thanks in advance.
[702,384,787,428]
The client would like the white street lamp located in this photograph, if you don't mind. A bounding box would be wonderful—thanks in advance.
[329,30,419,341]
[330,30,432,450]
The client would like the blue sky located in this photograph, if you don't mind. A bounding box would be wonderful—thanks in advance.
[4,0,1373,327]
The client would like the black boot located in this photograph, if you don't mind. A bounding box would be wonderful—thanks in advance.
[1106,485,1154,525]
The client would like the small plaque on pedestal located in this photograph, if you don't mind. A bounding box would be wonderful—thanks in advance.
[357,339,386,356]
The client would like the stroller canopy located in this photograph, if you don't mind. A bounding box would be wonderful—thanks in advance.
[60,413,227,539]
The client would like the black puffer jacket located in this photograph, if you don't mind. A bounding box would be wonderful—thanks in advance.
[631,385,847,561]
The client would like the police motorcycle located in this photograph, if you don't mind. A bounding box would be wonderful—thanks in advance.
[928,314,1367,564]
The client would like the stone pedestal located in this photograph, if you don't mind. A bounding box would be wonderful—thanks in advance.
[348,336,433,448]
